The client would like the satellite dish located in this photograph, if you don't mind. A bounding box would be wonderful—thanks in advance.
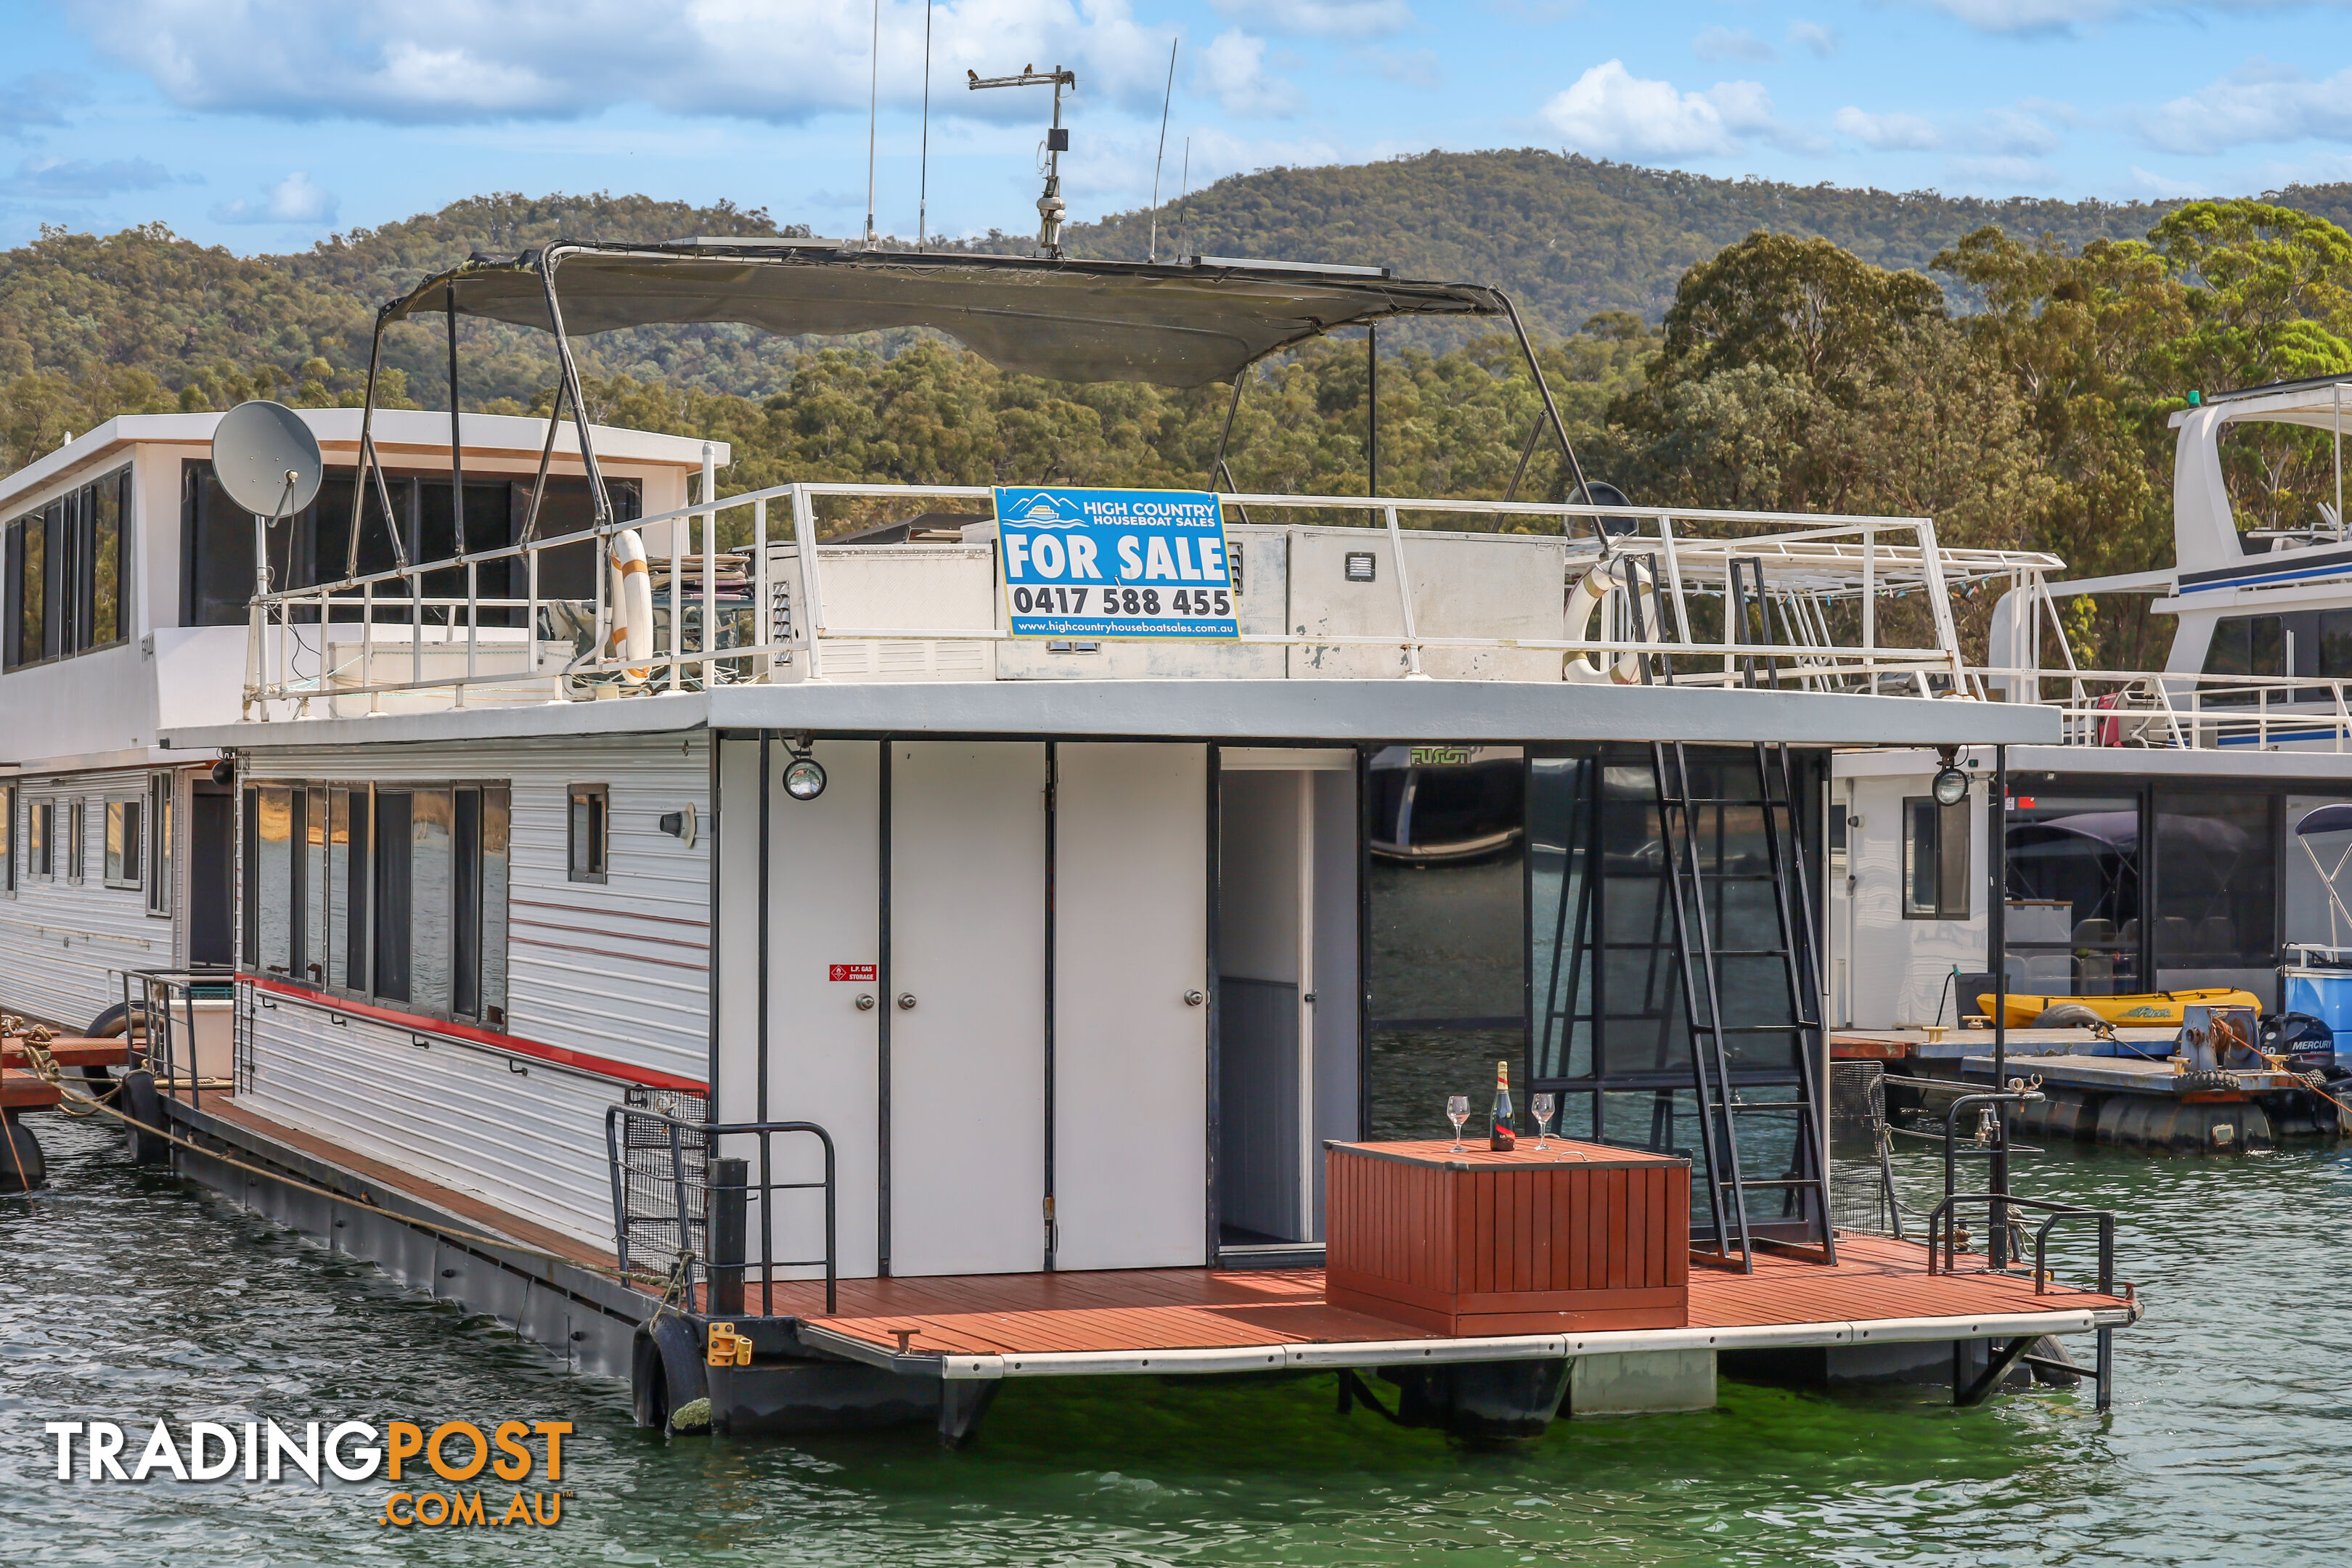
[212,400,323,518]
[1568,479,1638,537]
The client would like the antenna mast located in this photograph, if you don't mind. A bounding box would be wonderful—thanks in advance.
[968,64,1078,256]
[864,0,881,245]
[918,0,936,250]
[1148,38,1177,264]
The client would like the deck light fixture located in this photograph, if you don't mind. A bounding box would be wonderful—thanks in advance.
[1932,746,1969,807]
[783,742,828,802]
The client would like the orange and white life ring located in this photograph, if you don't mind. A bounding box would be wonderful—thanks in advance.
[608,528,656,678]
[1563,565,1652,685]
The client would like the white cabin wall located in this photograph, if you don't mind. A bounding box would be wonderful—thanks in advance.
[1841,769,1988,1028]
[240,732,713,1082]
[242,990,627,1249]
[0,766,174,1028]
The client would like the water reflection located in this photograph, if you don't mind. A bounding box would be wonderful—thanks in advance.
[4,1116,2348,1566]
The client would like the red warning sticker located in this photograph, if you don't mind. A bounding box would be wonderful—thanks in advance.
[828,963,878,982]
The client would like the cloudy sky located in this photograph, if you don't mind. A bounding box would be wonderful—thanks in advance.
[2,0,2346,253]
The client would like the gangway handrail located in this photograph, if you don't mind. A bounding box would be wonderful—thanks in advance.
[603,1105,838,1317]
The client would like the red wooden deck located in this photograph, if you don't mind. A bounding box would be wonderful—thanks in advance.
[712,1233,2130,1358]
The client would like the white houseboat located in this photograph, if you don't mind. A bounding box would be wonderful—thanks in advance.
[0,407,714,1045]
[1832,376,2352,1149]
[13,242,2139,1442]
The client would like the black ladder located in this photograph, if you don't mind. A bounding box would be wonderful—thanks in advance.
[1641,557,1837,1270]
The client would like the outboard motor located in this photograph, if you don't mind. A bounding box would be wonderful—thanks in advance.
[2261,1011,2344,1080]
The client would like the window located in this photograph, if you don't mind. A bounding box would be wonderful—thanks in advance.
[3,466,130,669]
[1902,796,1971,918]
[65,800,86,884]
[29,799,51,878]
[568,784,608,883]
[245,779,507,1025]
[182,462,636,627]
[146,772,173,917]
[1,785,12,894]
[105,798,143,889]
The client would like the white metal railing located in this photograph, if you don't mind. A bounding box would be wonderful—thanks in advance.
[1981,666,2352,751]
[240,478,2062,712]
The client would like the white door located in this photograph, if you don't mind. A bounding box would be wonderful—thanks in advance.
[715,739,883,1278]
[889,742,1048,1276]
[1053,743,1210,1271]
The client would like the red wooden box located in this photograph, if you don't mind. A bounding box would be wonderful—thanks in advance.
[1323,1139,1689,1336]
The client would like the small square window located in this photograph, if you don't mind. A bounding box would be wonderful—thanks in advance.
[1344,551,1377,583]
[105,798,143,889]
[568,785,608,883]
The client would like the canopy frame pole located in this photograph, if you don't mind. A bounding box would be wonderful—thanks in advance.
[1367,322,1379,499]
[1211,374,1252,526]
[1497,291,1597,543]
[1502,409,1544,507]
[537,250,613,531]
[518,377,568,546]
[446,295,466,560]
[347,327,383,579]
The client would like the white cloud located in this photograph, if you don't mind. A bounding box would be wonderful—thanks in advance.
[1199,29,1303,117]
[0,73,89,139]
[210,170,338,224]
[1918,0,2123,30]
[1785,20,1837,57]
[2136,59,2352,154]
[1207,0,1413,37]
[2128,165,2207,197]
[1946,154,2063,189]
[1976,106,2061,155]
[4,155,176,197]
[1350,46,1443,88]
[1535,60,1792,159]
[1692,27,1774,65]
[1834,106,1940,150]
[65,0,1177,126]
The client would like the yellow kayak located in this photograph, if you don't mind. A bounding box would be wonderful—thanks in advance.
[1974,989,2262,1029]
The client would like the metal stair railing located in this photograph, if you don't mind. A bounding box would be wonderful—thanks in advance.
[604,1103,838,1317]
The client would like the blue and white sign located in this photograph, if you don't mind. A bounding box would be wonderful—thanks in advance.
[994,486,1238,640]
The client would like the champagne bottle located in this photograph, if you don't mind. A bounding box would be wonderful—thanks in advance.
[1490,1059,1516,1151]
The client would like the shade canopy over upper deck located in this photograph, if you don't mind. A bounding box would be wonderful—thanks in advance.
[380,242,1511,388]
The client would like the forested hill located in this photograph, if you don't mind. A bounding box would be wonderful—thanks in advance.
[1069,150,2278,328]
[11,151,2352,413]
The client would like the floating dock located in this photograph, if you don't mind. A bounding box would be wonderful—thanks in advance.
[1833,1027,2346,1151]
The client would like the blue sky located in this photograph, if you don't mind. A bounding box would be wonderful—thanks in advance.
[4,0,2351,255]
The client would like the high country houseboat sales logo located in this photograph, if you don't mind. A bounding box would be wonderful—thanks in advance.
[44,1418,574,1529]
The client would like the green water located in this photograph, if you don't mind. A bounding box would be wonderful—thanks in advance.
[4,1113,2348,1565]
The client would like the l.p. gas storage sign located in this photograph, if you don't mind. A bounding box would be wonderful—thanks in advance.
[993,486,1238,640]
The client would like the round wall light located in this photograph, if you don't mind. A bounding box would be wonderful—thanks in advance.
[783,753,828,801]
[1931,764,1969,807]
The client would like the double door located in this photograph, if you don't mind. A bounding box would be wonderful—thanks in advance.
[720,739,1207,1278]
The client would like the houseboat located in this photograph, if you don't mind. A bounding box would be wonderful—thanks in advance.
[0,407,712,1048]
[1832,376,2352,1150]
[12,241,2139,1442]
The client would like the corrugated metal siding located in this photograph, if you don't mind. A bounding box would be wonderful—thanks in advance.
[241,987,626,1248]
[0,766,174,1029]
[243,732,711,1084]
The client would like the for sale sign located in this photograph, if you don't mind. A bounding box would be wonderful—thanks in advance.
[993,486,1238,640]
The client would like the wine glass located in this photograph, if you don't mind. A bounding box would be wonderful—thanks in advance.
[1445,1095,1470,1152]
[1532,1093,1556,1150]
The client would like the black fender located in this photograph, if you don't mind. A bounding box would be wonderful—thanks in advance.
[120,1069,171,1166]
[0,1115,46,1192]
[632,1312,710,1433]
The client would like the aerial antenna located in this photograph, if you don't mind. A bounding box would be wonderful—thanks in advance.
[968,63,1078,256]
[918,0,936,250]
[1176,136,1191,260]
[865,0,881,245]
[1148,38,1177,264]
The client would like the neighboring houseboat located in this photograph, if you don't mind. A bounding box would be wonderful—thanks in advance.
[24,241,2135,1442]
[1832,376,2352,1148]
[0,408,714,1040]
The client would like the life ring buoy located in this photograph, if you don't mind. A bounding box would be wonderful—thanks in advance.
[608,528,656,679]
[1563,565,1653,685]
